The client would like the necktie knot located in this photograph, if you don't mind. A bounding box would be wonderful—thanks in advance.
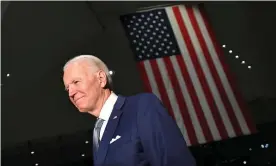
[95,118,104,129]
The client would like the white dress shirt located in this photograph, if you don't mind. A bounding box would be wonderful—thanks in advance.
[98,92,118,140]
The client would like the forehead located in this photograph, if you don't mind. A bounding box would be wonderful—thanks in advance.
[63,61,90,80]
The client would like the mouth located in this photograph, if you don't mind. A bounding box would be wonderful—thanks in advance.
[74,96,84,103]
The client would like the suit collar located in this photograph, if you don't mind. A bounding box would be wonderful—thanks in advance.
[94,95,126,165]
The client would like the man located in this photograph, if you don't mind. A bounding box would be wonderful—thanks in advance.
[63,55,196,166]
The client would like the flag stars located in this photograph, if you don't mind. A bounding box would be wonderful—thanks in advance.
[122,10,180,61]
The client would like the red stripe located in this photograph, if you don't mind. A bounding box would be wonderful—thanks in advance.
[148,59,176,121]
[163,56,198,145]
[186,6,242,137]
[137,62,152,92]
[175,54,213,143]
[173,6,225,140]
[198,5,257,133]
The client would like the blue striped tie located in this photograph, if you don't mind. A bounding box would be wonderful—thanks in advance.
[93,118,105,152]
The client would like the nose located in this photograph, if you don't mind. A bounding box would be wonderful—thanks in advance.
[68,86,76,98]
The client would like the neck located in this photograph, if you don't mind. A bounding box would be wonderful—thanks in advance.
[88,89,112,117]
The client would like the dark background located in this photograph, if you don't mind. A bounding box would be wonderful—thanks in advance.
[2,2,276,163]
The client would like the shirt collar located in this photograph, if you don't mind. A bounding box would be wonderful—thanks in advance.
[98,92,118,121]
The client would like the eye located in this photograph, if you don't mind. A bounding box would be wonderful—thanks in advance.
[73,80,80,84]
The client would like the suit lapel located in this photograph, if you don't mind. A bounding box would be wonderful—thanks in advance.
[95,95,126,165]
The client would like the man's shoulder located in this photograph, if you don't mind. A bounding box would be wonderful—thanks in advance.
[126,92,159,102]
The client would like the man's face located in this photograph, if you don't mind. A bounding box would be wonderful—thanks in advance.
[63,61,102,113]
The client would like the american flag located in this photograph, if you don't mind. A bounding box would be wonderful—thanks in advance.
[120,4,256,146]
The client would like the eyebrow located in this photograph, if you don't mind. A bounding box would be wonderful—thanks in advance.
[64,78,82,91]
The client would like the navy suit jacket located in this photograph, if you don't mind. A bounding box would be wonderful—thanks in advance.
[93,93,196,166]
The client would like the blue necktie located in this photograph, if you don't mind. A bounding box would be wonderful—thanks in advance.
[93,118,105,152]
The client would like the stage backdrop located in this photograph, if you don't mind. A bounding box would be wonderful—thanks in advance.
[120,4,257,146]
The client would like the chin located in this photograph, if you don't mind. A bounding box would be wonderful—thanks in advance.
[78,108,88,113]
[75,104,89,113]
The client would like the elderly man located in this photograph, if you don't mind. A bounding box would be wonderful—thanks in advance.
[63,55,196,166]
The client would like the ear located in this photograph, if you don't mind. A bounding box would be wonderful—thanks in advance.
[98,70,108,88]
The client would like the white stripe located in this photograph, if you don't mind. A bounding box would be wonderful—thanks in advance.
[166,7,221,141]
[143,60,162,100]
[156,58,191,146]
[170,56,206,144]
[179,6,236,137]
[193,7,250,134]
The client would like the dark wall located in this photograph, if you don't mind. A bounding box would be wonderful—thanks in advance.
[204,2,276,100]
[2,1,276,148]
[203,2,276,124]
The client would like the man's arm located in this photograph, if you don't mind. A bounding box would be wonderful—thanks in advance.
[137,94,196,166]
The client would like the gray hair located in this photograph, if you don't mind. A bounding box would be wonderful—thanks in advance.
[63,55,113,90]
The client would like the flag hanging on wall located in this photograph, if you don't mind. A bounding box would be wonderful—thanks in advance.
[120,4,257,146]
